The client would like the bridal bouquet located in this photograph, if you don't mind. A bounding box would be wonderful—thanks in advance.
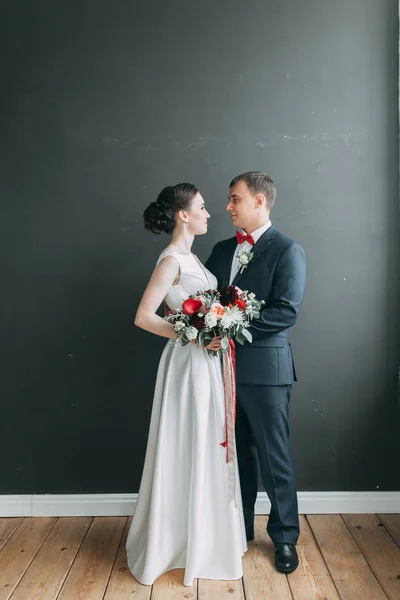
[166,285,264,355]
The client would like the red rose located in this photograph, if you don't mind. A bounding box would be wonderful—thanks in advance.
[219,285,239,306]
[182,298,203,316]
[191,315,205,331]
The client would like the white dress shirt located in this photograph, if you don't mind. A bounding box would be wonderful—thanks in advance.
[229,221,272,284]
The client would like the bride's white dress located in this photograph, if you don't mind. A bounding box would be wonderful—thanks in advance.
[125,250,247,587]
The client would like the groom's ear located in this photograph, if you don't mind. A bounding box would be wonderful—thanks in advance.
[255,193,266,208]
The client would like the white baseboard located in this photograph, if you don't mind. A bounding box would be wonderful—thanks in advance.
[0,492,399,517]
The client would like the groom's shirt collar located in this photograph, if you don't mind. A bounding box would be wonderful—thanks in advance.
[238,220,272,244]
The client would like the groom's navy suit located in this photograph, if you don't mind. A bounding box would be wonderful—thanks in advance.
[205,224,306,544]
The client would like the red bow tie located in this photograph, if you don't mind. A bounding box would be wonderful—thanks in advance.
[236,231,255,246]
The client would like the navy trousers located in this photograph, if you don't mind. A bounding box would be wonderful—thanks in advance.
[235,384,299,544]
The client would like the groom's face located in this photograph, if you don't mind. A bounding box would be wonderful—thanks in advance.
[226,180,259,232]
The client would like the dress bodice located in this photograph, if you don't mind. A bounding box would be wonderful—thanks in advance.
[156,250,218,310]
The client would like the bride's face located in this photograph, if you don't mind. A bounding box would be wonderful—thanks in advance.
[187,193,210,235]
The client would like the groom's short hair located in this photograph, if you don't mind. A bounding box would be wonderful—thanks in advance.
[230,171,276,209]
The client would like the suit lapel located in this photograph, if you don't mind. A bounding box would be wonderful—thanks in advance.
[221,238,238,288]
[232,225,277,287]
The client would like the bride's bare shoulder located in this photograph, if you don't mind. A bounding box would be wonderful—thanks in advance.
[154,250,180,286]
[156,249,180,268]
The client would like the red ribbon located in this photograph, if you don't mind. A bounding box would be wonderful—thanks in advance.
[220,339,236,463]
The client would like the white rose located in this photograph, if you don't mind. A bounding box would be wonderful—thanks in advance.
[174,321,186,332]
[239,253,250,265]
[205,312,218,328]
[185,326,198,341]
[247,292,256,300]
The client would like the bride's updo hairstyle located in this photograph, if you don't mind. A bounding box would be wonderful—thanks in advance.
[143,183,199,235]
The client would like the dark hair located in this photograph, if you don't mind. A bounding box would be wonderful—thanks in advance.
[143,183,199,234]
[230,171,276,209]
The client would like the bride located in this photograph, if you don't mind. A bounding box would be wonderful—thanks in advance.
[125,183,247,587]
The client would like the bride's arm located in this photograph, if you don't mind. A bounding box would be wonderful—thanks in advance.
[134,256,179,339]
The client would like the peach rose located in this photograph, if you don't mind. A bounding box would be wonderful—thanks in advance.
[210,303,226,319]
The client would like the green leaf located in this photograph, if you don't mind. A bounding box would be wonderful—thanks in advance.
[221,337,229,351]
[202,333,213,347]
[235,333,245,345]
[242,328,252,343]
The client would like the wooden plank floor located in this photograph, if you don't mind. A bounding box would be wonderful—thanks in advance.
[0,514,399,600]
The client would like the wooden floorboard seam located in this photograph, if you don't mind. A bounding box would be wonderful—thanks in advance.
[377,515,400,550]
[53,517,94,600]
[241,576,247,600]
[339,514,391,600]
[304,514,343,600]
[0,518,24,552]
[10,517,59,600]
[102,518,130,600]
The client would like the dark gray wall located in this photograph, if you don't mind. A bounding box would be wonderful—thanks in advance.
[1,0,399,494]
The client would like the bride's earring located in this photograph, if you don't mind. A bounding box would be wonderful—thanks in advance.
[186,220,189,228]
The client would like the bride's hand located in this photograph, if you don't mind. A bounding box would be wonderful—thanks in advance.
[207,336,222,351]
[190,336,221,350]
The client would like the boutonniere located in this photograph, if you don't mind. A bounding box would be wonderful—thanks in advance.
[238,250,254,273]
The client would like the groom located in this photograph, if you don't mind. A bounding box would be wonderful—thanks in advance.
[205,172,306,574]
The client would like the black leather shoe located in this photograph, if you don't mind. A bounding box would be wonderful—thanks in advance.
[274,543,299,573]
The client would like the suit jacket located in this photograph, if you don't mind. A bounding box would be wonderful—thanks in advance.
[205,225,306,386]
